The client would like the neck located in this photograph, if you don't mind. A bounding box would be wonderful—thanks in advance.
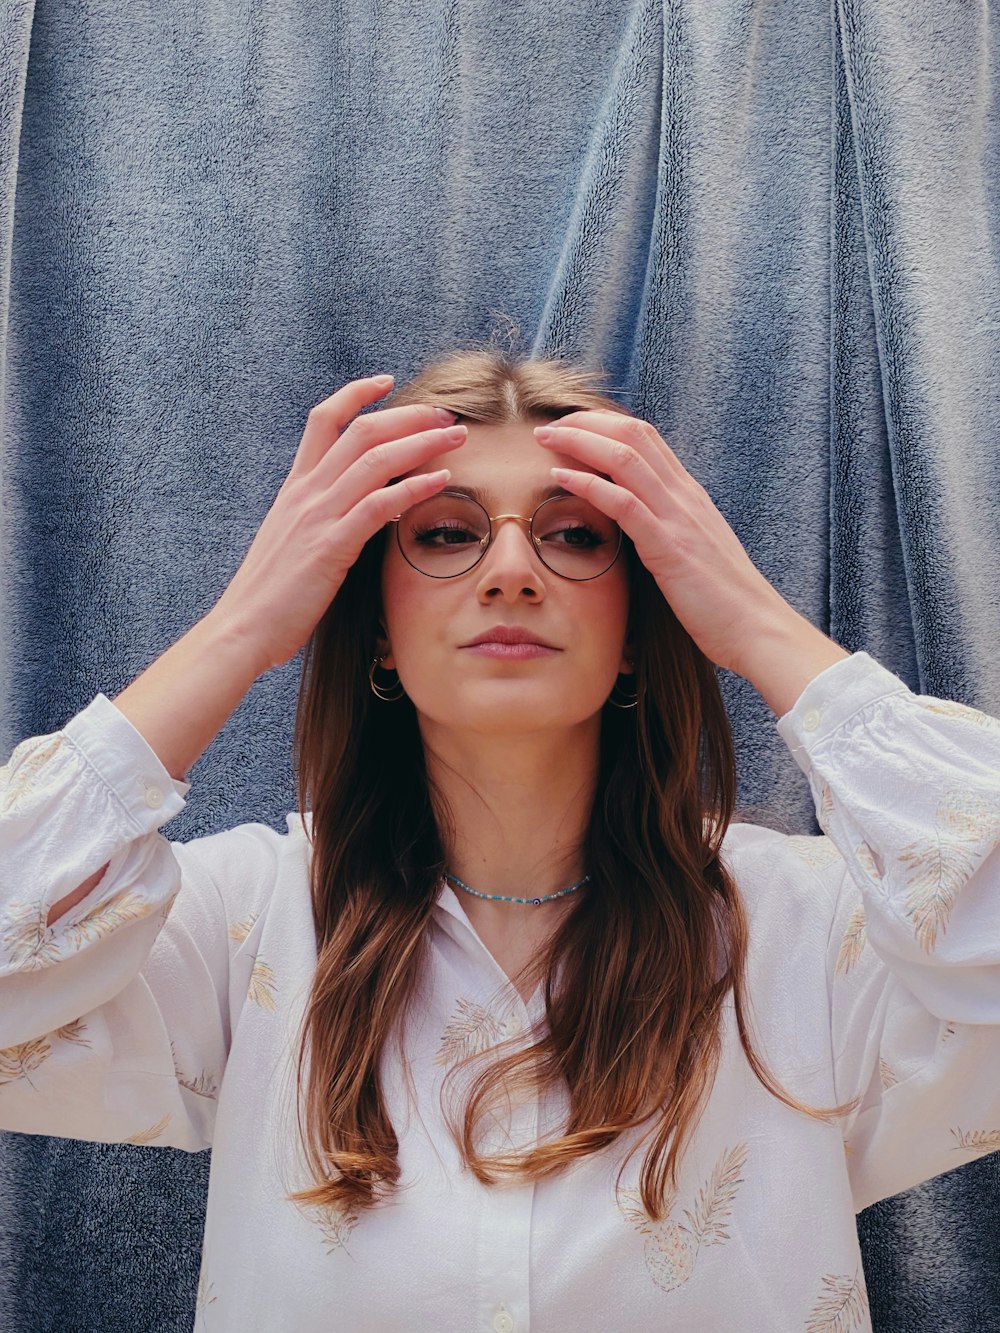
[420,714,599,933]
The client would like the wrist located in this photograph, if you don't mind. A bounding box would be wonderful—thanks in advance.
[733,604,851,719]
[199,605,272,682]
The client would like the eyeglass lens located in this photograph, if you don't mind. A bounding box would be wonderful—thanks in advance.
[396,492,621,579]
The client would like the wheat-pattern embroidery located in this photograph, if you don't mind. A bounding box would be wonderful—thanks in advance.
[805,1268,870,1332]
[951,1127,1000,1154]
[618,1143,749,1293]
[922,698,1000,733]
[1,900,65,970]
[787,836,843,872]
[169,1040,219,1100]
[434,997,519,1066]
[879,1057,898,1090]
[0,734,66,816]
[228,913,260,946]
[125,1112,171,1145]
[897,790,1000,954]
[835,904,867,976]
[195,1270,219,1328]
[248,957,277,1010]
[306,1201,362,1256]
[4,888,158,972]
[813,783,835,836]
[63,887,159,952]
[0,1019,93,1090]
[853,843,881,884]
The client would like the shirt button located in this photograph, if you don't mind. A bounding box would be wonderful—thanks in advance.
[144,785,164,809]
[492,1311,515,1333]
[802,708,822,733]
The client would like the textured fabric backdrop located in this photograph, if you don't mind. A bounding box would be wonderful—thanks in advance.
[1,1,999,1329]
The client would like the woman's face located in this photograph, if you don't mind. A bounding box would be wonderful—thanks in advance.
[379,420,633,736]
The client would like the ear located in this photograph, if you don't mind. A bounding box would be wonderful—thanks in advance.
[374,618,394,671]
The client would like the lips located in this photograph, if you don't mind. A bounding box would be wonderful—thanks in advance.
[461,627,558,648]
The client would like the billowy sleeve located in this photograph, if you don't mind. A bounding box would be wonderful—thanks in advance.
[775,650,1000,1210]
[0,693,272,1151]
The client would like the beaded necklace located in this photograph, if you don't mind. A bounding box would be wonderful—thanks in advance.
[444,871,591,906]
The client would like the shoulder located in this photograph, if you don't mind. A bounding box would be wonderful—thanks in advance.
[719,817,851,948]
[166,810,312,931]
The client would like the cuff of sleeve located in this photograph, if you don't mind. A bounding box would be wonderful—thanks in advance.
[775,650,911,771]
[63,692,191,830]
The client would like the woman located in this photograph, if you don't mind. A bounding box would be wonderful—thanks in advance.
[2,350,999,1332]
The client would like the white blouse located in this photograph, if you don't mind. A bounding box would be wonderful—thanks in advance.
[2,650,1000,1332]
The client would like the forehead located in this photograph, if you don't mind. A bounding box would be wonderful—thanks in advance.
[433,420,603,505]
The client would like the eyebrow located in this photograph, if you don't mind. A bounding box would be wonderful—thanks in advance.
[443,483,574,508]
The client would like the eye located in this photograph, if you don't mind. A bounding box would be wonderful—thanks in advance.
[540,522,606,549]
[410,521,482,547]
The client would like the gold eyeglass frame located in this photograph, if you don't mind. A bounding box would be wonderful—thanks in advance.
[388,489,623,582]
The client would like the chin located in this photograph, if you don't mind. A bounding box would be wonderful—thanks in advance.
[423,684,602,733]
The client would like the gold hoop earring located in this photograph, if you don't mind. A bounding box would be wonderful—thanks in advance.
[369,655,405,702]
[608,674,639,710]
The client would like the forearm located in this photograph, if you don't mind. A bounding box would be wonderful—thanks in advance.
[111,611,266,783]
[735,601,852,719]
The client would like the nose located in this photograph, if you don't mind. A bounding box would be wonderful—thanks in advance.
[474,515,546,602]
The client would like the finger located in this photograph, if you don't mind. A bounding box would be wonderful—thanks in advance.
[534,423,672,516]
[310,401,461,487]
[548,466,665,554]
[292,376,394,476]
[335,469,453,560]
[329,424,467,516]
[292,376,453,478]
[542,411,688,482]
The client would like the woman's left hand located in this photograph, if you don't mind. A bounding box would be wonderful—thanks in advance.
[534,411,795,676]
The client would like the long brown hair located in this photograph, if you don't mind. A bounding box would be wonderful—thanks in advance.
[285,342,856,1224]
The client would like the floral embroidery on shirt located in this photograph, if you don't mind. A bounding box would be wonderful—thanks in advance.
[434,996,519,1066]
[125,1112,171,1144]
[0,1020,93,1090]
[248,957,277,1010]
[169,1039,220,1100]
[805,1267,869,1331]
[898,791,1000,954]
[0,734,66,816]
[786,836,843,872]
[951,1127,1000,1154]
[878,1058,898,1090]
[835,905,867,976]
[229,912,260,946]
[618,1142,748,1293]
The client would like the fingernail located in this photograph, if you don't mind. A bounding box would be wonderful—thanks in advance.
[534,427,555,442]
[435,407,457,424]
[373,374,394,387]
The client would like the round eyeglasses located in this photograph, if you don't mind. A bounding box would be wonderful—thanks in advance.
[389,489,623,581]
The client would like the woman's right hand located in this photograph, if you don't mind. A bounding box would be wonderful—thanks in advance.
[209,375,466,674]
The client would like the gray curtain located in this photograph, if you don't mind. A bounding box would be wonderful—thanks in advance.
[1,1,998,1329]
